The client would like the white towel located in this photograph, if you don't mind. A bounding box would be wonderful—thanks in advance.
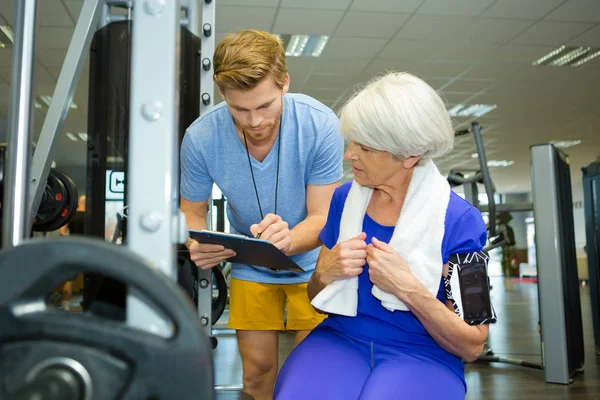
[311,159,451,316]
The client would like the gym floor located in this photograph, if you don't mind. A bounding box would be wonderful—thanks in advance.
[212,277,600,399]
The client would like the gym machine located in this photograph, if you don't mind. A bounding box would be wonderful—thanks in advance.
[0,0,219,398]
[450,122,585,384]
[582,161,600,356]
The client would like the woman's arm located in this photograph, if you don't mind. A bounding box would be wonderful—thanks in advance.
[367,238,488,362]
[401,273,488,362]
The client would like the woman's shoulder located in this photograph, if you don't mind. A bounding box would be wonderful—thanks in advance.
[332,181,353,202]
[442,191,488,257]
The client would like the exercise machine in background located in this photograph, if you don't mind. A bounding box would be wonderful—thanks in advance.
[582,161,600,356]
[449,122,585,385]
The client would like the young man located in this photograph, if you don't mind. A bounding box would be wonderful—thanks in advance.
[179,30,343,400]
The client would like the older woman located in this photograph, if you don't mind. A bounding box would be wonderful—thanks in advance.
[273,72,495,400]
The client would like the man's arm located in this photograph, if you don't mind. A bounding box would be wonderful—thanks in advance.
[180,197,209,231]
[288,182,339,256]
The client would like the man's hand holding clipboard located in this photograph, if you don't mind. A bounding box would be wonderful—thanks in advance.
[185,237,237,270]
[249,213,292,255]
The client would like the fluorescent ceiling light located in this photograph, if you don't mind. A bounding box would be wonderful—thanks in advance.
[276,34,329,57]
[77,132,88,141]
[471,153,478,158]
[550,140,581,149]
[65,132,78,141]
[487,160,514,168]
[36,95,78,109]
[448,104,497,118]
[0,25,14,46]
[533,45,600,67]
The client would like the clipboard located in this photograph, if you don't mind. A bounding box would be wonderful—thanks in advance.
[188,230,305,273]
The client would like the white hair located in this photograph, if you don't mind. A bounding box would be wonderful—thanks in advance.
[339,72,454,162]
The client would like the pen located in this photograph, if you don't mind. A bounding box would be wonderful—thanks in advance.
[255,232,262,239]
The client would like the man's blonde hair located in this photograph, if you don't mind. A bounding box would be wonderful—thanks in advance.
[213,30,288,92]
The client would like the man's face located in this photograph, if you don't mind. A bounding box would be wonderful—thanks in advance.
[221,75,290,145]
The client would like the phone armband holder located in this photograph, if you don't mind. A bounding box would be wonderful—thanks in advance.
[443,250,497,325]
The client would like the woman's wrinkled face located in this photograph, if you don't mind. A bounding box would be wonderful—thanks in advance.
[344,141,403,187]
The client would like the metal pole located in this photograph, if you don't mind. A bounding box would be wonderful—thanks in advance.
[2,0,37,248]
[472,122,497,237]
[126,0,181,337]
[28,0,103,226]
[196,0,217,339]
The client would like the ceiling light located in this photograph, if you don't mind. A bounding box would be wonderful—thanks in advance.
[276,34,329,57]
[35,95,78,109]
[471,153,479,158]
[77,132,88,141]
[0,25,14,46]
[571,50,600,67]
[487,160,514,168]
[550,140,581,149]
[533,45,600,67]
[448,104,497,118]
[65,132,78,141]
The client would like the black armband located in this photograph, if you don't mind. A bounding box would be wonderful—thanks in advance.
[444,251,497,325]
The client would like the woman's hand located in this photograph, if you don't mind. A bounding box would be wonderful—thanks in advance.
[315,232,368,285]
[366,237,422,300]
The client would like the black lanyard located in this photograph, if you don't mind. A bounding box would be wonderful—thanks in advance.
[242,120,281,220]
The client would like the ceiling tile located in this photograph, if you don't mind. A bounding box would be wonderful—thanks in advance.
[335,12,409,39]
[378,39,436,60]
[351,0,423,14]
[441,78,496,93]
[286,57,319,89]
[569,24,600,46]
[314,58,373,75]
[428,41,501,63]
[321,37,388,59]
[273,9,344,36]
[486,43,557,64]
[397,15,533,44]
[0,49,12,66]
[413,61,475,78]
[35,62,56,85]
[303,73,364,89]
[280,0,352,10]
[63,1,83,22]
[216,6,276,33]
[38,49,68,68]
[0,1,13,25]
[218,0,279,5]
[0,67,10,83]
[545,0,600,23]
[482,0,565,20]
[36,27,75,49]
[397,15,473,41]
[303,87,346,102]
[38,1,73,27]
[417,0,495,17]
[361,58,423,77]
[460,63,525,80]
[513,21,594,45]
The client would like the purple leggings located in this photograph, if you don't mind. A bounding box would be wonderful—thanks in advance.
[274,326,466,400]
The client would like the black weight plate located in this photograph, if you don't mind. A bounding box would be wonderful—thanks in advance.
[33,169,79,232]
[0,237,214,400]
[212,265,228,324]
[32,172,68,230]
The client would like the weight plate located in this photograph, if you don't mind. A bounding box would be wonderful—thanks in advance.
[33,169,79,232]
[0,237,214,399]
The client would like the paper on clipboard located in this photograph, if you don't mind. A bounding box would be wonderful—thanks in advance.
[188,230,305,273]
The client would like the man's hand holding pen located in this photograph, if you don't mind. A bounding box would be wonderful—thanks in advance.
[250,213,292,255]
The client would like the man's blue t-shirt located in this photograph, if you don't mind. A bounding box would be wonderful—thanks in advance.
[318,181,487,387]
[180,93,344,284]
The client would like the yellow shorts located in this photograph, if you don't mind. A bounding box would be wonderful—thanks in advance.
[228,277,326,331]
